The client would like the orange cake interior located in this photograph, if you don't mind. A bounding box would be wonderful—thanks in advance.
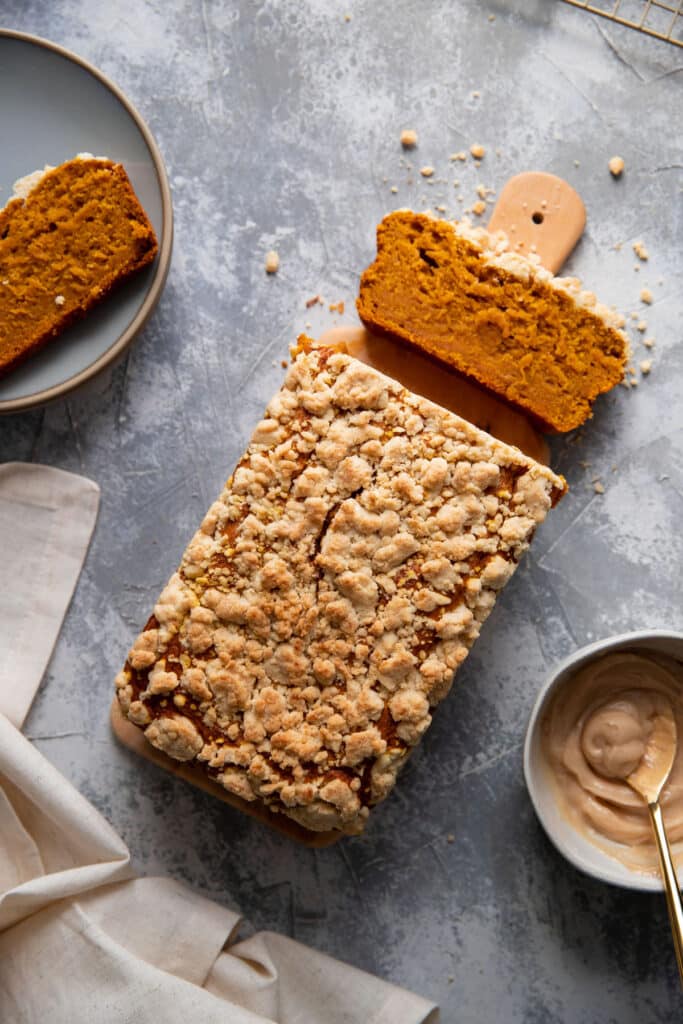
[0,156,158,378]
[357,211,627,433]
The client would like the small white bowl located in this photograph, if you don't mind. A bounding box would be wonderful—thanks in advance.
[524,630,683,892]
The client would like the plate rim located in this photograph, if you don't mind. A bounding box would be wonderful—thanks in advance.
[0,28,173,415]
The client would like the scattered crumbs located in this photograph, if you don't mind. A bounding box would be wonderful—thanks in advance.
[450,151,467,162]
[488,12,496,21]
[344,12,351,21]
[452,179,460,187]
[264,250,279,274]
[608,156,625,177]
[271,360,277,368]
[640,288,653,304]
[633,240,649,261]
[472,200,487,216]
[639,359,652,375]
[390,185,398,194]
[305,321,312,329]
[593,481,605,494]
[54,294,65,306]
[614,243,623,252]
[382,176,388,184]
[448,975,455,984]
[305,294,322,308]
[620,378,632,390]
[420,165,435,178]
[470,143,485,160]
[629,311,638,320]
[637,320,647,332]
[281,359,289,368]
[400,128,418,149]
[476,183,491,199]
[435,204,447,213]
[456,194,464,202]
[471,90,481,99]
[447,833,455,843]
[633,265,640,272]
[611,464,618,473]
[643,337,655,348]
[574,159,580,168]
[329,301,345,314]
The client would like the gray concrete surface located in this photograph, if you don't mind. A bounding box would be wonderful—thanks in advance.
[1,1,682,1019]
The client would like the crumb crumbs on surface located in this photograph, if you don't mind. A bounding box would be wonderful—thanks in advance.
[305,294,322,308]
[643,337,655,348]
[281,359,289,368]
[450,151,467,162]
[420,165,435,177]
[608,156,625,177]
[593,481,605,494]
[390,185,398,193]
[54,294,65,306]
[471,90,480,99]
[264,250,279,274]
[329,301,345,314]
[640,288,653,304]
[435,204,447,213]
[471,200,487,216]
[574,159,580,167]
[488,12,496,20]
[470,143,485,159]
[344,12,351,21]
[633,240,649,261]
[637,320,647,332]
[447,833,455,843]
[639,359,652,375]
[400,128,418,148]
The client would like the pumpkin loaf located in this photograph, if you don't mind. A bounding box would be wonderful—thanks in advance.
[0,155,158,379]
[357,211,627,433]
[115,343,566,835]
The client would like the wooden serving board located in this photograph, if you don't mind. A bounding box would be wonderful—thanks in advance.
[111,172,586,845]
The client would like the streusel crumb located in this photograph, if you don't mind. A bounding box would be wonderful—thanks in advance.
[116,345,565,833]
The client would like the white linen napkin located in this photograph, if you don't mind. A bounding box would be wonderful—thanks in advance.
[0,462,437,1024]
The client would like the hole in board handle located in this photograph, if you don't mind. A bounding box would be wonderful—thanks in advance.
[532,211,544,225]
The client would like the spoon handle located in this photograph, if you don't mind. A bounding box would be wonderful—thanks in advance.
[649,800,683,986]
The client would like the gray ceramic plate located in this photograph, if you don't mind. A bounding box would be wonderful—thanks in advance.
[0,30,173,414]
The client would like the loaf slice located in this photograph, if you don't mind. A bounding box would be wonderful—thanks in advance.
[116,343,566,835]
[0,155,158,378]
[357,211,627,433]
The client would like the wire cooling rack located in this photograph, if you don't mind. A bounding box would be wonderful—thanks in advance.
[561,0,683,46]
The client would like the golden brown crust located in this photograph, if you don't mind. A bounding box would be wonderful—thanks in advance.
[356,211,627,433]
[116,347,565,834]
[0,157,158,379]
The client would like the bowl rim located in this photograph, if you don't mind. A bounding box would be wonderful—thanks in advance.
[523,629,683,892]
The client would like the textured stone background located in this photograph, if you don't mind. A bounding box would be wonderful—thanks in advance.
[1,1,682,1019]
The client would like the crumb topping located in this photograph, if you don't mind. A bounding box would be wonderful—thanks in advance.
[116,346,565,833]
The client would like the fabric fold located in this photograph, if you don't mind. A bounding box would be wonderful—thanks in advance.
[0,461,100,728]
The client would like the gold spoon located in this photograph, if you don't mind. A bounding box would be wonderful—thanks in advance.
[627,702,683,983]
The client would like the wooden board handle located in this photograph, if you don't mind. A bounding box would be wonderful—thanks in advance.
[486,172,586,274]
